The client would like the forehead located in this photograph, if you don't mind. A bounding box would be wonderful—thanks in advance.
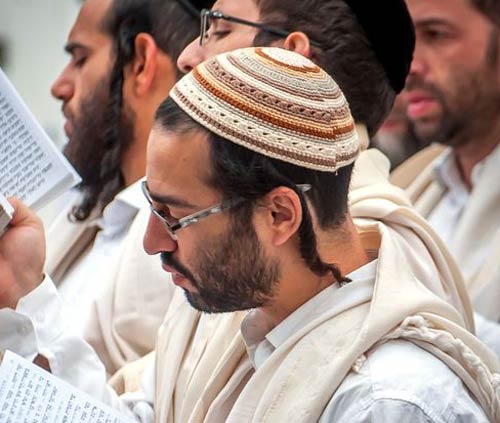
[146,126,216,200]
[212,0,259,18]
[407,0,486,27]
[68,0,113,44]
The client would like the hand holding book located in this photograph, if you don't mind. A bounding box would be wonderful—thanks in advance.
[0,197,45,309]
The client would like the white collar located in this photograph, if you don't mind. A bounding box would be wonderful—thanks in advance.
[433,147,492,195]
[241,259,378,369]
[96,179,144,236]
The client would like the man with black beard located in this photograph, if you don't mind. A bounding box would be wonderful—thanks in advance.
[1,48,498,421]
[393,0,500,356]
[32,0,207,378]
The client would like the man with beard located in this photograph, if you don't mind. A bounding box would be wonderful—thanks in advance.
[1,48,498,421]
[0,0,495,420]
[392,0,500,355]
[24,0,204,378]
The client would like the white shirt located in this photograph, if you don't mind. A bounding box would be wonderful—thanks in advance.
[242,260,489,422]
[428,150,487,276]
[56,181,144,333]
[427,149,500,356]
[0,263,489,422]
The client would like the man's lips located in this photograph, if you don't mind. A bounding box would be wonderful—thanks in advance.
[162,263,188,287]
[405,92,438,120]
[63,120,73,138]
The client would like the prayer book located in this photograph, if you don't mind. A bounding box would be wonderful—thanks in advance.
[0,67,80,232]
[0,350,136,423]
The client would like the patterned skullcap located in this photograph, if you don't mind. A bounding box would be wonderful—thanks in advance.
[170,47,360,172]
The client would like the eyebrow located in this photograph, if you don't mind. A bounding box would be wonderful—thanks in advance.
[64,41,89,54]
[413,17,452,28]
[148,190,198,209]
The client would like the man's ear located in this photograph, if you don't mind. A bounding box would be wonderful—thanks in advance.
[260,187,303,247]
[125,33,160,97]
[283,32,311,58]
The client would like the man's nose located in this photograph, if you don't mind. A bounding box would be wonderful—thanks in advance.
[143,213,179,256]
[177,37,205,74]
[51,66,74,102]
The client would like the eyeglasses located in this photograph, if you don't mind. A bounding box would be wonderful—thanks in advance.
[199,9,321,48]
[142,181,311,240]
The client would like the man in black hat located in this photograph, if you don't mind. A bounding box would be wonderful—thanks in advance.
[178,0,414,140]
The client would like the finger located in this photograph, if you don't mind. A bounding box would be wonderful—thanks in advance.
[6,197,42,229]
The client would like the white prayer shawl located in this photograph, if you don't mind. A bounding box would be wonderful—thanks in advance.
[154,149,500,422]
[406,145,500,322]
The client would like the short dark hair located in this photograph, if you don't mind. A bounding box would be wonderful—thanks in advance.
[155,97,353,282]
[72,0,200,221]
[253,0,396,137]
[471,0,500,25]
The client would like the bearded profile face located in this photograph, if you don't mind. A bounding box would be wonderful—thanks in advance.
[61,72,135,219]
[161,209,281,313]
[405,0,500,148]
[52,0,136,219]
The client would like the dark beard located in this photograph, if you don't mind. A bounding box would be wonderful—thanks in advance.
[63,77,135,218]
[161,211,281,313]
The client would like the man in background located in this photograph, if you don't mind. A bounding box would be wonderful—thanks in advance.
[2,47,498,421]
[39,0,205,376]
[393,0,500,354]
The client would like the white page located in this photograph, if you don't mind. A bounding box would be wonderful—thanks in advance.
[0,192,14,233]
[0,68,80,211]
[0,351,136,423]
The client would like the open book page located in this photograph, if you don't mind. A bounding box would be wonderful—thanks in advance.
[0,350,136,423]
[0,192,14,233]
[0,67,80,212]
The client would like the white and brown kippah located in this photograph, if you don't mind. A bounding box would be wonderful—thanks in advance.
[170,47,360,172]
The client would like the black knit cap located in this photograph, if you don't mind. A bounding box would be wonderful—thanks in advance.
[175,0,214,18]
[344,0,415,93]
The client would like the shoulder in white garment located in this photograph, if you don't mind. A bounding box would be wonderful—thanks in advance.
[322,339,490,423]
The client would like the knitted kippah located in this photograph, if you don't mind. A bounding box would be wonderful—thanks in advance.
[344,0,415,94]
[170,47,359,172]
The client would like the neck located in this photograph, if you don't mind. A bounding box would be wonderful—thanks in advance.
[453,120,500,190]
[121,122,149,187]
[260,217,369,326]
[120,97,160,187]
[453,140,498,190]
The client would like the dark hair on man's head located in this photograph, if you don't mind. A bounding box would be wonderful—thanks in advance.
[72,0,200,221]
[471,0,500,25]
[253,0,396,137]
[155,97,353,282]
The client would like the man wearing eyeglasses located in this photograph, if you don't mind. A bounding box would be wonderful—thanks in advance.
[2,47,498,422]
[178,0,405,140]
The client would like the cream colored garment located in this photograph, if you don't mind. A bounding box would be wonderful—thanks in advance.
[153,149,499,422]
[85,206,175,377]
[390,143,445,189]
[206,150,499,422]
[46,202,173,377]
[45,203,99,283]
[404,145,500,322]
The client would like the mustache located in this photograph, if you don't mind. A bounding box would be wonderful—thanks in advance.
[161,252,190,277]
[405,77,444,100]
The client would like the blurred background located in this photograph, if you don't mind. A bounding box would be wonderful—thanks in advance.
[0,0,80,221]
